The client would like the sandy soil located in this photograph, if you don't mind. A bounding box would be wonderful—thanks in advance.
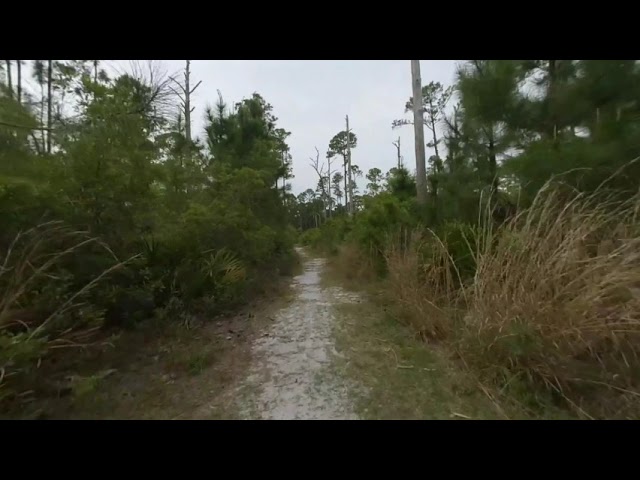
[230,247,360,420]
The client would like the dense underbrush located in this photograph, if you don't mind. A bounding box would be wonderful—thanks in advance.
[306,183,640,418]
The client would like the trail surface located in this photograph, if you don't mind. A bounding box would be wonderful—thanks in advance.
[233,247,360,420]
[18,247,519,420]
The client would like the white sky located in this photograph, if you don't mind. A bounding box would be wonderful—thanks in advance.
[176,60,459,194]
[17,60,460,195]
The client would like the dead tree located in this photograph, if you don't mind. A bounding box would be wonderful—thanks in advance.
[392,136,402,168]
[169,60,202,143]
[128,60,175,121]
[411,60,427,205]
[310,147,329,223]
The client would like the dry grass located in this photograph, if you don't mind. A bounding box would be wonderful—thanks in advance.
[373,176,640,417]
[384,230,461,341]
[332,243,379,285]
[322,261,554,420]
[459,184,640,418]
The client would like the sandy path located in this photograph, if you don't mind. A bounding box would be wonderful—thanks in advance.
[234,247,359,420]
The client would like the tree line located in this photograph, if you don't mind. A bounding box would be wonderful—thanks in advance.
[299,60,640,419]
[0,60,297,408]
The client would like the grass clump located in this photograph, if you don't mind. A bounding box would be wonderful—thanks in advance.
[459,185,640,418]
[324,177,640,418]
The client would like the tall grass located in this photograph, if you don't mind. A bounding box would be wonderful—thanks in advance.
[461,185,640,417]
[0,222,130,404]
[332,243,379,284]
[380,180,640,417]
[384,229,461,341]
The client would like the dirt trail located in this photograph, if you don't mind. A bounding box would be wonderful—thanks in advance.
[15,247,515,420]
[231,247,360,420]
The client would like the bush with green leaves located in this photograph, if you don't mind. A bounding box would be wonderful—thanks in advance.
[0,63,297,408]
[346,193,416,273]
[300,216,352,254]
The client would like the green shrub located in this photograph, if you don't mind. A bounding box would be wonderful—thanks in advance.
[347,193,416,273]
[299,228,322,247]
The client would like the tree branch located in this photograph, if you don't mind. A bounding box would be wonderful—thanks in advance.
[189,80,202,95]
[0,120,54,131]
[309,147,328,198]
[168,77,188,96]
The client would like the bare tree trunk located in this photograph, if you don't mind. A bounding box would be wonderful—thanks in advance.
[343,161,349,212]
[169,60,201,144]
[281,150,286,199]
[17,60,22,104]
[185,60,192,142]
[40,83,45,151]
[488,136,498,195]
[428,99,441,221]
[393,137,401,168]
[411,60,428,205]
[47,60,53,154]
[93,60,98,83]
[429,175,439,223]
[310,147,329,223]
[5,60,12,97]
[548,60,557,141]
[30,132,42,155]
[327,155,332,218]
[346,115,353,215]
[428,99,441,163]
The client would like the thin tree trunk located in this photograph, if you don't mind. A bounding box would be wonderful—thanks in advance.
[343,161,349,213]
[429,99,440,163]
[5,60,12,97]
[93,60,98,83]
[17,60,22,104]
[327,157,332,218]
[346,115,353,215]
[428,99,441,222]
[47,60,53,154]
[488,136,498,195]
[393,137,401,168]
[548,60,557,141]
[40,83,45,152]
[281,150,287,199]
[411,60,428,205]
[30,132,41,155]
[185,60,191,142]
[430,176,438,223]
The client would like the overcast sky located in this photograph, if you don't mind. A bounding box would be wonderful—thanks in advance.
[143,60,458,195]
[20,60,460,195]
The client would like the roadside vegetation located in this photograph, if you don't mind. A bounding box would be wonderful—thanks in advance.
[3,59,639,420]
[0,60,297,415]
[298,60,640,419]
